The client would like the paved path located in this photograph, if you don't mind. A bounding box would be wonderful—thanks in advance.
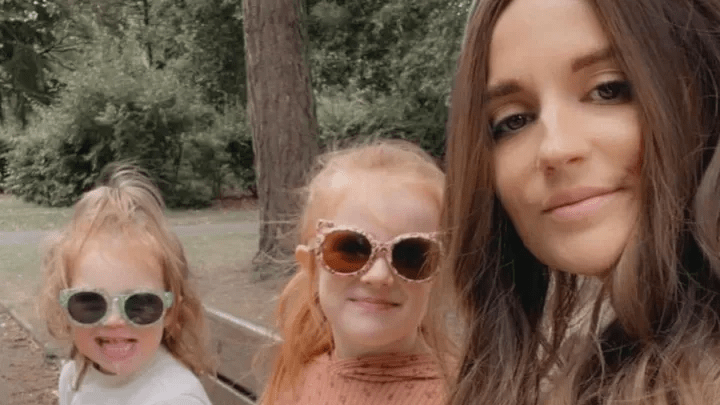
[0,221,259,246]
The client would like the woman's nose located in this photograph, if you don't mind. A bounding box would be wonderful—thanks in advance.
[536,99,591,173]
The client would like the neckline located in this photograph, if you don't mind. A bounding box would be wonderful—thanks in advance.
[328,351,442,382]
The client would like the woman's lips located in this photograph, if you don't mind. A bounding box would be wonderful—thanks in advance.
[544,187,616,212]
[546,190,618,220]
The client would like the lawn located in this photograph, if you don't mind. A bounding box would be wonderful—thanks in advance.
[0,195,258,231]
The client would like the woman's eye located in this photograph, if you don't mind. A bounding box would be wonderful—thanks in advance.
[491,113,535,138]
[589,80,633,103]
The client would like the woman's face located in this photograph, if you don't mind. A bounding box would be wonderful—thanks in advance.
[488,0,642,276]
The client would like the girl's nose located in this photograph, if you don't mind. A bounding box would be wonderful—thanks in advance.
[359,252,395,287]
[102,304,126,327]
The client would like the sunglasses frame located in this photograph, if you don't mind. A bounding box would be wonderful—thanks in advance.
[59,288,174,328]
[312,219,442,283]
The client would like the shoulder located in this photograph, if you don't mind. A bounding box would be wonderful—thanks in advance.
[271,354,333,405]
[151,394,211,405]
[58,360,78,405]
[59,359,77,385]
[141,348,212,405]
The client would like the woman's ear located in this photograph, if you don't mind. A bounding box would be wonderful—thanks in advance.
[295,245,313,274]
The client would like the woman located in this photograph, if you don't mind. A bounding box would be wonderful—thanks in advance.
[444,0,720,404]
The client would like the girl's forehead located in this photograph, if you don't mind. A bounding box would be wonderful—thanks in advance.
[326,176,441,237]
[69,232,165,287]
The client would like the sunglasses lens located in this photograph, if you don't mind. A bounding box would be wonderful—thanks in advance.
[125,293,165,325]
[322,230,372,273]
[67,292,107,324]
[392,238,440,281]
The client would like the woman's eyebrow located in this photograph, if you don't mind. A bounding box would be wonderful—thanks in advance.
[485,80,522,103]
[571,46,615,73]
[485,47,615,102]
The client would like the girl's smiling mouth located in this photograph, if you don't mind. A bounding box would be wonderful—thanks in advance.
[349,297,400,311]
[95,337,139,361]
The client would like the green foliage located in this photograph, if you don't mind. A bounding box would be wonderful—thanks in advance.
[0,0,93,126]
[153,0,246,108]
[2,0,471,208]
[0,0,65,125]
[186,107,255,199]
[3,40,220,208]
[308,0,472,158]
[316,88,444,157]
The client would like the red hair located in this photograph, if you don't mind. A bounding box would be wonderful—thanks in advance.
[260,140,454,404]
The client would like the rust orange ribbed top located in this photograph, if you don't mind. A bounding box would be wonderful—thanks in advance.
[276,352,446,405]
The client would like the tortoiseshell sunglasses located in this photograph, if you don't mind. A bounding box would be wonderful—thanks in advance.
[311,219,442,282]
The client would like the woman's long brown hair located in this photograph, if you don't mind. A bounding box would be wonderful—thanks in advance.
[444,1,720,404]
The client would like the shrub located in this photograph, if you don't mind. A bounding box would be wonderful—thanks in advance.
[3,41,217,208]
[187,106,255,199]
[315,88,445,158]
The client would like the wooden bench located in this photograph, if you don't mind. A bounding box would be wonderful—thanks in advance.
[202,306,280,405]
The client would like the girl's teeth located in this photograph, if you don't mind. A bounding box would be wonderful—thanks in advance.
[97,338,136,346]
[99,340,137,360]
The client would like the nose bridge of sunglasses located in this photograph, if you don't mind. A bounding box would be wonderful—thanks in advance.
[376,242,393,258]
[102,295,126,324]
[364,245,394,275]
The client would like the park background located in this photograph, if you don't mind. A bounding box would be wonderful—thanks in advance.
[0,1,472,403]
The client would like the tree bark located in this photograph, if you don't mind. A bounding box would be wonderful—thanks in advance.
[243,0,319,275]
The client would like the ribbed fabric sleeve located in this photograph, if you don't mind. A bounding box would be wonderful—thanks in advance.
[276,352,446,405]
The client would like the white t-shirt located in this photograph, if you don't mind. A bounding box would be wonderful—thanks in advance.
[58,346,212,405]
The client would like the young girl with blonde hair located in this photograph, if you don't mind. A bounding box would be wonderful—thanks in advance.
[39,165,212,405]
[444,0,720,404]
[260,140,455,405]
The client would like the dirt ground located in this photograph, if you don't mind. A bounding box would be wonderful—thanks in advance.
[0,308,59,405]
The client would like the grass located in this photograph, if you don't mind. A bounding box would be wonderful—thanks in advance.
[0,197,74,231]
[0,195,258,231]
[165,206,258,226]
[181,231,258,272]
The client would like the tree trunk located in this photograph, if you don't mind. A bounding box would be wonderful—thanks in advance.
[243,0,319,276]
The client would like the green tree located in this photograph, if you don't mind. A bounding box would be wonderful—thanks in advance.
[308,0,472,156]
[153,0,247,108]
[0,0,77,126]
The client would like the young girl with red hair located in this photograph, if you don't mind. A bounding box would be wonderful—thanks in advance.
[260,140,455,405]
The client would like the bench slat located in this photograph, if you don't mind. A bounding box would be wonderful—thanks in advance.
[205,306,280,401]
[202,374,256,405]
